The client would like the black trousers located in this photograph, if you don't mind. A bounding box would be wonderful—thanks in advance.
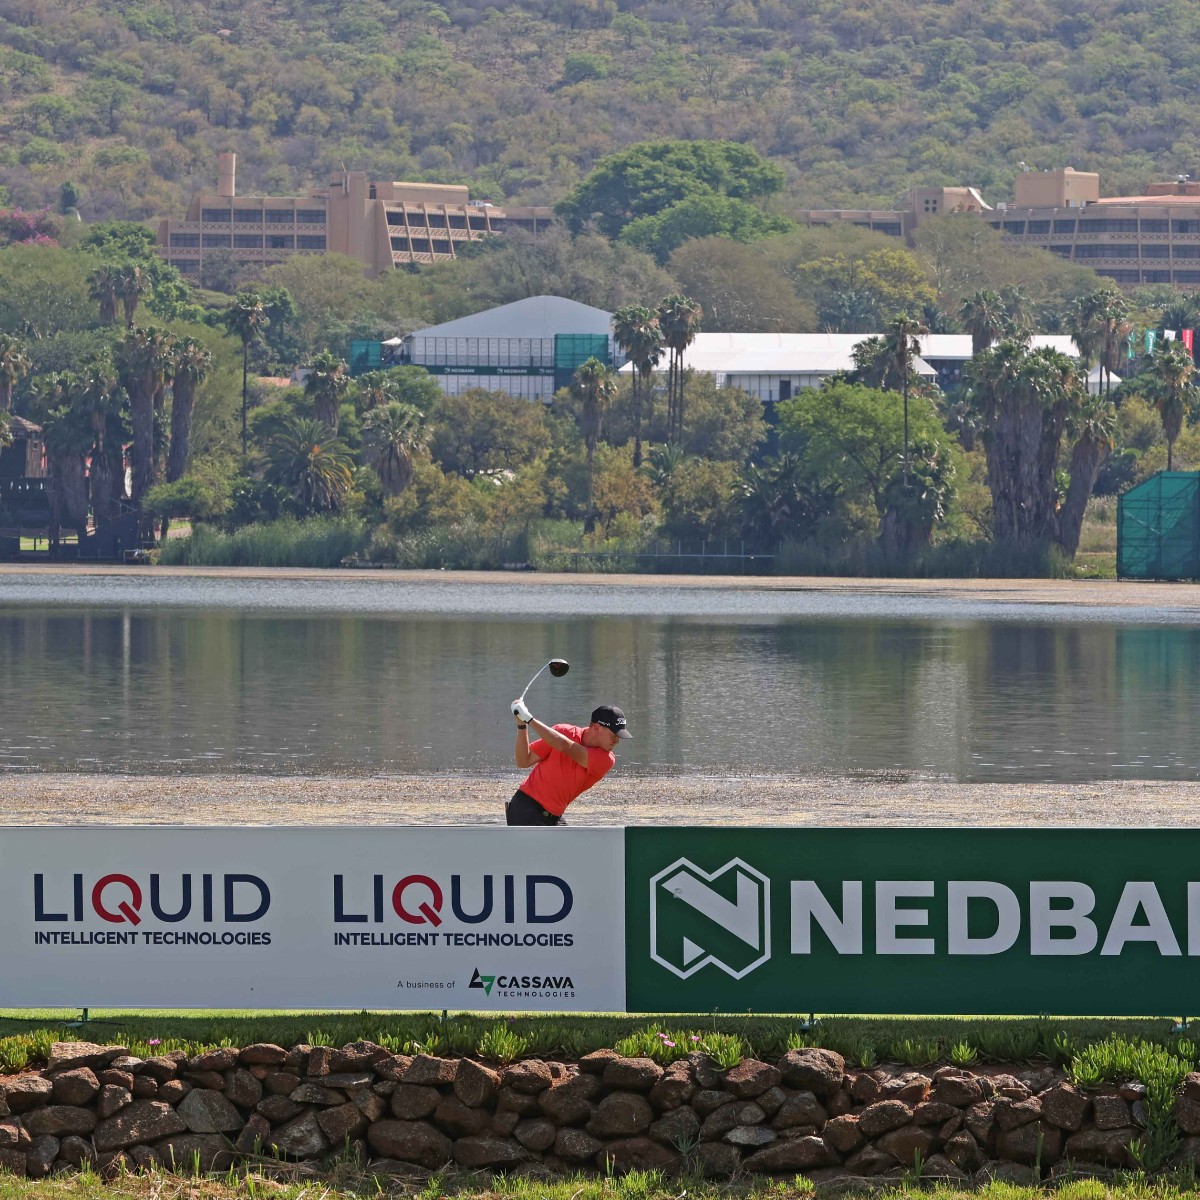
[506,789,565,826]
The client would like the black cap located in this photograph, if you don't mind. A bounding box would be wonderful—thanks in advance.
[591,704,632,739]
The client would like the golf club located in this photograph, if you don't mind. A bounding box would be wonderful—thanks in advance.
[519,657,570,704]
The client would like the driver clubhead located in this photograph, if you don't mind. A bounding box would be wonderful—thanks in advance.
[548,659,570,678]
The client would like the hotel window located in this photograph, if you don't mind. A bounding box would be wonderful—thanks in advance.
[1078,218,1138,233]
[1142,245,1170,258]
[169,233,200,247]
[264,210,294,224]
[391,237,410,251]
[1074,244,1137,258]
[1049,245,1072,257]
[1141,219,1169,233]
[1175,246,1200,259]
[1143,271,1172,283]
[267,235,294,249]
[432,239,451,254]
[1173,220,1200,233]
[1174,270,1200,283]
[234,234,262,248]
[873,222,901,236]
[234,209,261,223]
[1052,219,1077,233]
[297,236,326,250]
[201,208,230,222]
[1003,221,1026,234]
[1096,269,1139,283]
[410,238,430,252]
[1026,220,1050,234]
[296,209,325,224]
[171,260,199,273]
[202,234,232,248]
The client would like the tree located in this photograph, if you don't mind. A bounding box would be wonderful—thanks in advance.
[223,293,269,456]
[1057,393,1118,556]
[1145,339,1196,471]
[264,417,354,514]
[167,338,212,483]
[429,388,552,478]
[115,326,176,506]
[304,350,350,434]
[883,314,928,486]
[657,294,702,444]
[611,304,662,467]
[114,262,149,328]
[571,356,618,533]
[620,194,794,264]
[76,356,125,525]
[1067,286,1129,397]
[362,402,425,496]
[960,289,1008,355]
[0,333,31,411]
[88,264,120,325]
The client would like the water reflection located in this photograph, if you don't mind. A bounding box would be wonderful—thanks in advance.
[1,603,1199,781]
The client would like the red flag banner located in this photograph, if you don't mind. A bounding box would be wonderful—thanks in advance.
[1184,329,1195,352]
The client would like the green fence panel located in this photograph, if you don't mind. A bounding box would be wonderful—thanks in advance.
[1117,471,1200,579]
[349,339,382,377]
[554,333,610,391]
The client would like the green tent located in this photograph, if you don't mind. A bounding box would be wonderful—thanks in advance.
[1117,471,1200,579]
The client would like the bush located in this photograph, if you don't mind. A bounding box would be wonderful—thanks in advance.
[774,537,1073,579]
[157,516,368,567]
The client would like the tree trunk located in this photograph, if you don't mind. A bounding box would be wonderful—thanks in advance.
[983,396,1068,549]
[131,386,154,505]
[167,379,195,483]
[584,442,596,534]
[631,374,642,468]
[48,451,88,537]
[1055,437,1111,557]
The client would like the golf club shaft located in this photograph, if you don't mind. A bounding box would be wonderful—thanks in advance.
[519,662,550,703]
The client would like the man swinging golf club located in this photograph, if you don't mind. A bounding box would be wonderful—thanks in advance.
[507,658,631,826]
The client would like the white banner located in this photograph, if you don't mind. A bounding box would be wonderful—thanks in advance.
[0,827,626,1010]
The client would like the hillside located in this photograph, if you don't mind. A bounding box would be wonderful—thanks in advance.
[0,0,1198,224]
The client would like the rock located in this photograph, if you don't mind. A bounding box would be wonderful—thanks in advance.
[432,1096,489,1138]
[504,1060,555,1094]
[1092,1094,1132,1129]
[989,1074,1031,1099]
[403,1055,457,1088]
[454,1059,500,1108]
[288,1083,344,1107]
[347,1085,386,1123]
[880,1071,930,1104]
[98,1069,134,1091]
[588,1091,654,1137]
[235,1114,270,1154]
[24,1107,97,1138]
[367,1120,452,1168]
[930,1068,984,1107]
[845,1144,900,1175]
[699,1100,766,1141]
[159,1080,192,1103]
[239,1044,288,1066]
[995,1096,1042,1130]
[25,1135,58,1178]
[851,1071,882,1104]
[58,1135,96,1169]
[694,1142,741,1179]
[454,1134,527,1168]
[263,1072,302,1096]
[996,1120,1062,1168]
[223,1069,263,1109]
[330,1041,389,1072]
[725,1125,777,1147]
[306,1047,334,1077]
[776,1048,845,1096]
[823,1114,863,1153]
[965,1100,997,1143]
[0,1075,54,1113]
[97,1150,135,1180]
[596,1136,680,1174]
[514,1118,557,1152]
[0,1118,30,1150]
[687,1052,723,1089]
[922,1153,967,1180]
[94,1101,188,1152]
[578,1050,621,1074]
[1040,1083,1089,1132]
[691,1089,735,1115]
[944,1130,984,1173]
[724,1059,782,1098]
[50,1068,100,1107]
[649,1105,700,1147]
[96,1086,132,1121]
[47,1042,127,1073]
[257,1095,304,1124]
[602,1057,663,1092]
[390,1085,441,1121]
[1047,1161,1116,1183]
[178,1089,245,1134]
[1180,1097,1200,1136]
[875,1125,936,1165]
[648,1066,695,1112]
[190,1048,239,1073]
[0,1148,26,1176]
[912,1100,959,1125]
[318,1102,367,1144]
[130,1077,158,1099]
[771,1091,828,1130]
[553,1127,604,1162]
[268,1110,330,1159]
[373,1055,414,1082]
[974,1160,1036,1185]
[498,1087,540,1116]
[1063,1126,1136,1165]
[858,1099,912,1138]
[141,1055,185,1083]
[539,1074,599,1124]
[157,1133,237,1173]
[743,1135,836,1172]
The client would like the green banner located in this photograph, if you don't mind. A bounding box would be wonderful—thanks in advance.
[625,828,1200,1015]
[416,365,556,376]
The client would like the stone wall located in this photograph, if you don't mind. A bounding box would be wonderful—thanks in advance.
[0,1040,1187,1183]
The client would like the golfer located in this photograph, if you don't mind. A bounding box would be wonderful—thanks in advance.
[506,700,631,826]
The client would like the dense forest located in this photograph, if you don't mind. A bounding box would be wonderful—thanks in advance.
[2,0,1200,221]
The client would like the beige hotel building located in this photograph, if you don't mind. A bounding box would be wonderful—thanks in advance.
[156,152,554,278]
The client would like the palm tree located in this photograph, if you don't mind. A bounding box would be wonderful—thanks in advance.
[355,370,401,414]
[222,293,269,456]
[264,416,354,514]
[571,356,619,533]
[362,402,425,496]
[960,290,1007,356]
[1158,298,1200,339]
[0,333,31,412]
[88,265,121,325]
[1094,288,1131,398]
[41,392,93,541]
[656,294,702,444]
[115,326,176,505]
[167,339,212,483]
[611,305,663,467]
[304,350,350,434]
[1146,339,1195,470]
[883,314,927,485]
[114,263,150,328]
[1058,393,1118,556]
[77,357,124,523]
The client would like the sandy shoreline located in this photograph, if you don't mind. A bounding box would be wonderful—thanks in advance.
[3,563,1200,612]
[1,771,1198,827]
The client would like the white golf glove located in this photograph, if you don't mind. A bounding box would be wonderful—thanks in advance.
[512,698,533,725]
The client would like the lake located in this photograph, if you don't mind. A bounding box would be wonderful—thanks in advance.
[0,572,1198,782]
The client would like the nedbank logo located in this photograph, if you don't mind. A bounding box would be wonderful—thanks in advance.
[650,858,771,980]
[469,967,496,996]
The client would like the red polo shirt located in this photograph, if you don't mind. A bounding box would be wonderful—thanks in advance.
[520,724,615,816]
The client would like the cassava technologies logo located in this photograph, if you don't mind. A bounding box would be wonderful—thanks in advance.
[468,966,576,999]
[650,857,771,979]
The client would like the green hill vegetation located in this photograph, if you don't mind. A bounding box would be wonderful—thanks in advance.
[1,0,1199,221]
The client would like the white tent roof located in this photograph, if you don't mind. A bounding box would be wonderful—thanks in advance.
[406,295,613,340]
[918,333,1079,360]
